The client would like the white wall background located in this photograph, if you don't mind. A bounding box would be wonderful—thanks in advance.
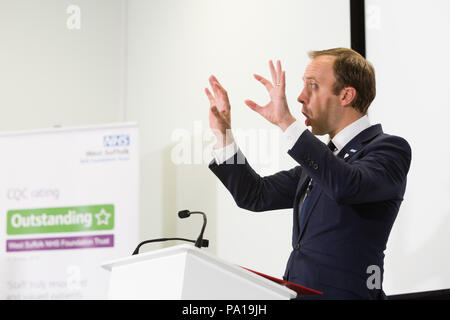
[125,0,350,278]
[366,0,450,294]
[0,0,126,131]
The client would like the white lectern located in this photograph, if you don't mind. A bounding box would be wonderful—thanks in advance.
[101,244,297,300]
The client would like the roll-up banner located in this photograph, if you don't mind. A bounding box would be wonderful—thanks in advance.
[0,123,139,299]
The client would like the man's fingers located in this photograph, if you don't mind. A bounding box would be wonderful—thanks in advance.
[253,74,273,91]
[211,75,224,88]
[269,60,277,85]
[209,75,221,97]
[276,60,282,82]
[205,88,215,105]
[209,75,227,97]
[208,75,230,113]
[244,100,264,114]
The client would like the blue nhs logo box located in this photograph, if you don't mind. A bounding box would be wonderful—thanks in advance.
[103,134,130,147]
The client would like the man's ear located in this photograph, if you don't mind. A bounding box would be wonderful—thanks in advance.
[340,87,357,107]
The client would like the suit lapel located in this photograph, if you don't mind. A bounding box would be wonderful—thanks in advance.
[297,187,321,241]
[292,171,311,241]
[338,124,383,162]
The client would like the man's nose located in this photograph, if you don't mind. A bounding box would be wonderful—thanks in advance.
[297,88,307,105]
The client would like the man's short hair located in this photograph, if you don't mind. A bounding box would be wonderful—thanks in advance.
[308,47,376,115]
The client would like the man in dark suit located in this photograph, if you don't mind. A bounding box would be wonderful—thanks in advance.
[204,48,411,299]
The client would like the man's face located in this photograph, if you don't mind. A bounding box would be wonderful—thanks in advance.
[297,55,342,136]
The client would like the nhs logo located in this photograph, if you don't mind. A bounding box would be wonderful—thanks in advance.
[103,134,130,147]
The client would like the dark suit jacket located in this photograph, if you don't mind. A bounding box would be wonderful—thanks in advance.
[209,124,412,299]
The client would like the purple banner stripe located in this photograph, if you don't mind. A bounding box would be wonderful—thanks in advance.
[6,234,114,252]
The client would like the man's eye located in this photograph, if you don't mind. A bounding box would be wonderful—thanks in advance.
[310,83,317,89]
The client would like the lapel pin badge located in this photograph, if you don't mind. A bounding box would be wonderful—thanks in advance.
[350,149,357,153]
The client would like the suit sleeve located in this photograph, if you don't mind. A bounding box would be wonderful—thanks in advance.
[209,149,301,212]
[288,130,412,204]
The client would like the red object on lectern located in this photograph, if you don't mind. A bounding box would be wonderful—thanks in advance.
[241,266,323,296]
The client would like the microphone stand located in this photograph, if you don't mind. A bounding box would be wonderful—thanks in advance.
[132,210,209,255]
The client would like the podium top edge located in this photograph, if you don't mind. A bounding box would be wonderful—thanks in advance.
[101,244,296,298]
[101,244,199,270]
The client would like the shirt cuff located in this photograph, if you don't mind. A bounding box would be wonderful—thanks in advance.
[213,142,239,164]
[283,120,307,151]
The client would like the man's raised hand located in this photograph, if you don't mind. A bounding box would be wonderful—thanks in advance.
[245,60,296,131]
[205,75,233,148]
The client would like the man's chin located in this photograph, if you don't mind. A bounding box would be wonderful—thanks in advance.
[310,126,327,136]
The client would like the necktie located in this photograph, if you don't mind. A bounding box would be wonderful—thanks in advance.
[298,140,338,228]
[327,140,337,153]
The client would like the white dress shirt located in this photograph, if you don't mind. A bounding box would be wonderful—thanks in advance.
[328,114,371,156]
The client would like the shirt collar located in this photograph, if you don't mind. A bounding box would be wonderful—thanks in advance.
[330,115,371,154]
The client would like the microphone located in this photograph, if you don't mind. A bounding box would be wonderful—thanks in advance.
[178,210,208,249]
[131,210,209,255]
[178,210,190,218]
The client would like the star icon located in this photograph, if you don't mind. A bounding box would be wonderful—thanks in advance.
[95,208,111,226]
